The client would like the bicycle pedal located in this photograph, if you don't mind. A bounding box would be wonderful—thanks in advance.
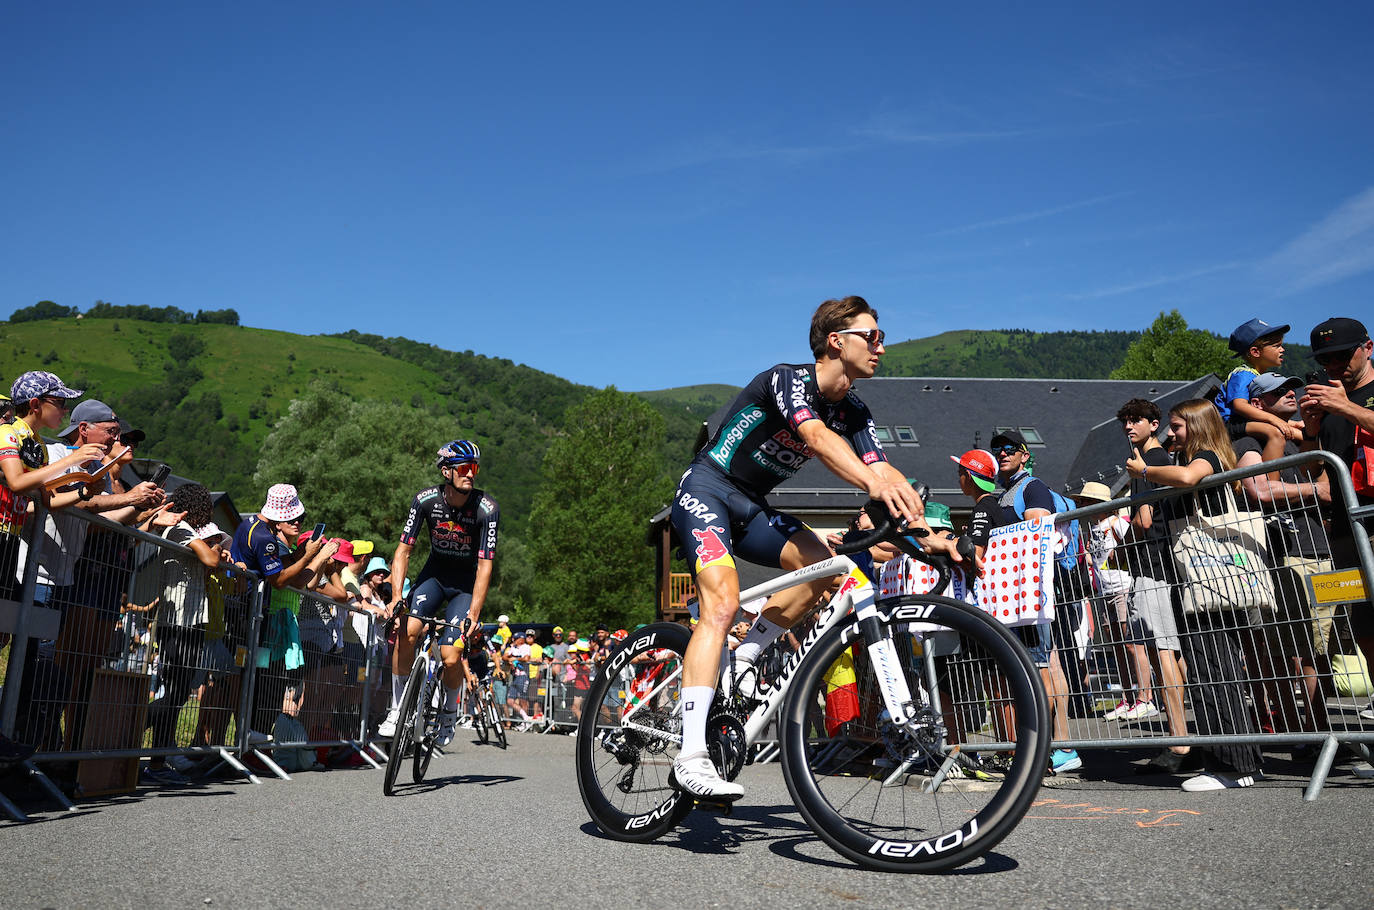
[693,797,738,814]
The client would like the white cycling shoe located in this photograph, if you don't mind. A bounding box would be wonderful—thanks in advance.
[672,752,743,802]
[436,711,458,747]
[378,709,399,737]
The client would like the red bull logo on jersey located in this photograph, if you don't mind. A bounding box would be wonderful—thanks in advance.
[691,525,734,571]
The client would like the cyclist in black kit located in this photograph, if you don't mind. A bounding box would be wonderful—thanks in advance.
[379,439,499,747]
[667,296,958,800]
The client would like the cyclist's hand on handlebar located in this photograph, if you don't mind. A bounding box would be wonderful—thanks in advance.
[867,476,924,525]
[917,530,964,563]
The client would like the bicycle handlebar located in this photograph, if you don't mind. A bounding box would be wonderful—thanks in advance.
[833,499,977,593]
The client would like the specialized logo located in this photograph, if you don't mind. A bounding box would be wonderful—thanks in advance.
[677,492,719,524]
[692,526,732,570]
[868,819,980,857]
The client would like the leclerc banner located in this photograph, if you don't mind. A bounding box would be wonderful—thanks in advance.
[953,515,1056,627]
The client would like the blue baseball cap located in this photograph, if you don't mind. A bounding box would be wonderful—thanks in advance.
[1228,318,1289,355]
[11,370,83,403]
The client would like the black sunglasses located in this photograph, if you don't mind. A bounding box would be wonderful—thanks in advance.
[993,444,1021,457]
[1315,346,1362,366]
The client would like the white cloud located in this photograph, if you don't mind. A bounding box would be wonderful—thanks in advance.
[1064,261,1246,301]
[926,192,1133,238]
[1265,186,1374,294]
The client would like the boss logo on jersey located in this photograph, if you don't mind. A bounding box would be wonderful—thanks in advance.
[676,492,718,524]
[709,407,766,470]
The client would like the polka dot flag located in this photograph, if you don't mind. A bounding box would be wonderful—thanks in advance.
[879,515,1057,629]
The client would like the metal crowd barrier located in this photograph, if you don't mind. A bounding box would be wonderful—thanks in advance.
[1045,449,1373,798]
[0,505,394,821]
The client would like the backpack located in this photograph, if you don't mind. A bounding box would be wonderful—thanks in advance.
[999,474,1083,572]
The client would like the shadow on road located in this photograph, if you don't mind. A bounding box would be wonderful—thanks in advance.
[389,772,524,796]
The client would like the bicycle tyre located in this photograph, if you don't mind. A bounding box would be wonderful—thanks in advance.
[575,621,693,842]
[474,689,490,744]
[491,694,508,750]
[412,669,439,783]
[382,647,429,796]
[779,594,1050,872]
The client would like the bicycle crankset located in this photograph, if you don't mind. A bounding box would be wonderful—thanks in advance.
[706,710,748,781]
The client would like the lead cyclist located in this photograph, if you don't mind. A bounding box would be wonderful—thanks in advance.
[380,439,499,748]
[666,296,960,801]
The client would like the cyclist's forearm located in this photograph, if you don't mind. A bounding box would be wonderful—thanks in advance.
[389,543,413,603]
[469,558,494,622]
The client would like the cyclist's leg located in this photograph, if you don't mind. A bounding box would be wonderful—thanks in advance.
[384,578,447,732]
[434,590,470,745]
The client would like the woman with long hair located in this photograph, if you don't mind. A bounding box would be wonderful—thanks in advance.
[1127,398,1264,791]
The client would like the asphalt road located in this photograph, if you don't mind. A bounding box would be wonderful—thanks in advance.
[4,733,1373,909]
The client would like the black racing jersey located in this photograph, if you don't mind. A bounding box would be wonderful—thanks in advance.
[693,363,887,498]
[399,486,499,585]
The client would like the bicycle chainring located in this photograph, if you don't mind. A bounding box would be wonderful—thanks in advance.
[706,710,748,781]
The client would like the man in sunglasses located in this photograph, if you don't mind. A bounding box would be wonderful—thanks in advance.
[1299,317,1374,702]
[381,438,499,747]
[666,295,954,801]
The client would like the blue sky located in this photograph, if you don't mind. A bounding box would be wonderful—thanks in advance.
[4,2,1372,390]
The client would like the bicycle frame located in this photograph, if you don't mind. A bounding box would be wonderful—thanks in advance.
[618,553,919,751]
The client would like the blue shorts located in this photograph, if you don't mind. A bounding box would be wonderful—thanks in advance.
[1014,623,1053,669]
[669,465,805,575]
[408,578,471,648]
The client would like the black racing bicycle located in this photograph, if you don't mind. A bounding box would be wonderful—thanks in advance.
[382,613,464,796]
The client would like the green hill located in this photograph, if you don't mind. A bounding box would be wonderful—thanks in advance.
[877,329,1139,379]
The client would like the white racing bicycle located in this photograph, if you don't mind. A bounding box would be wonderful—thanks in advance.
[575,502,1050,872]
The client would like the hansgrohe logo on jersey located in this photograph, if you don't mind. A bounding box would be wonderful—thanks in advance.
[709,406,766,470]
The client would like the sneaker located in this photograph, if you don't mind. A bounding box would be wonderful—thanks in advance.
[1136,748,1202,775]
[167,754,203,775]
[1121,700,1160,720]
[436,710,458,747]
[950,751,999,781]
[1101,699,1133,721]
[246,729,272,745]
[378,709,399,737]
[671,752,743,802]
[459,718,474,730]
[140,764,189,786]
[1359,700,1374,721]
[1182,771,1260,791]
[1050,749,1083,774]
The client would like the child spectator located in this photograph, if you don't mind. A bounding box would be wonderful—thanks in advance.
[1213,318,1302,475]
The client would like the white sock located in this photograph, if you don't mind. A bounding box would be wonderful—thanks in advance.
[680,686,716,757]
[733,617,786,667]
[443,685,460,713]
[391,674,407,710]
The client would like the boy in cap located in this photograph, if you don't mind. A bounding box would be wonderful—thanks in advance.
[1214,318,1302,477]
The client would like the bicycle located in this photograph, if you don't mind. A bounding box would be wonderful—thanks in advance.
[575,502,1051,872]
[382,613,465,796]
[471,676,508,750]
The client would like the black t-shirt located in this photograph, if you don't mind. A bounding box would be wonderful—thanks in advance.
[966,493,1004,549]
[1317,376,1374,511]
[1160,450,1228,522]
[1233,436,1329,559]
[1123,445,1175,582]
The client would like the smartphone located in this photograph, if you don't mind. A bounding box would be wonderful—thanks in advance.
[312,522,327,541]
[1305,370,1326,387]
[150,464,172,487]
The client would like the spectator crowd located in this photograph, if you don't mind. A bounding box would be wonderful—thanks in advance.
[2,311,1374,797]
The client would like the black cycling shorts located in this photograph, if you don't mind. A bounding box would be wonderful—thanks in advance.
[669,465,806,575]
[408,577,472,647]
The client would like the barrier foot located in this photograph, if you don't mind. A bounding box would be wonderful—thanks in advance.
[24,761,75,812]
[1304,735,1339,802]
[366,742,389,763]
[251,749,292,781]
[347,741,382,770]
[0,788,30,823]
[218,748,260,784]
[752,743,780,764]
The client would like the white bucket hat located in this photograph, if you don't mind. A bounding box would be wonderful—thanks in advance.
[260,483,305,522]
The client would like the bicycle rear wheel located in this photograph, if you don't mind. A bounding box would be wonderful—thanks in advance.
[780,595,1050,872]
[412,668,440,783]
[575,622,693,842]
[382,648,429,797]
[489,689,507,750]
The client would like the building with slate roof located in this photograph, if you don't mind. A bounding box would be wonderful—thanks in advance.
[648,373,1221,620]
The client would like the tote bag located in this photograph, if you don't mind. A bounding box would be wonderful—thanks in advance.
[1167,483,1274,614]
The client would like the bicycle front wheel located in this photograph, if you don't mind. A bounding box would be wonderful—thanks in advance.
[575,622,693,842]
[383,648,429,797]
[779,595,1050,872]
[474,690,490,744]
[412,669,440,783]
[490,692,507,750]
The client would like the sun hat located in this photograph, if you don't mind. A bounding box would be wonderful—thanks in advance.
[553,625,564,635]
[1072,482,1113,504]
[363,555,389,577]
[950,449,998,493]
[196,522,229,544]
[350,539,375,557]
[497,614,510,624]
[11,370,82,403]
[260,483,305,522]
[330,539,356,564]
